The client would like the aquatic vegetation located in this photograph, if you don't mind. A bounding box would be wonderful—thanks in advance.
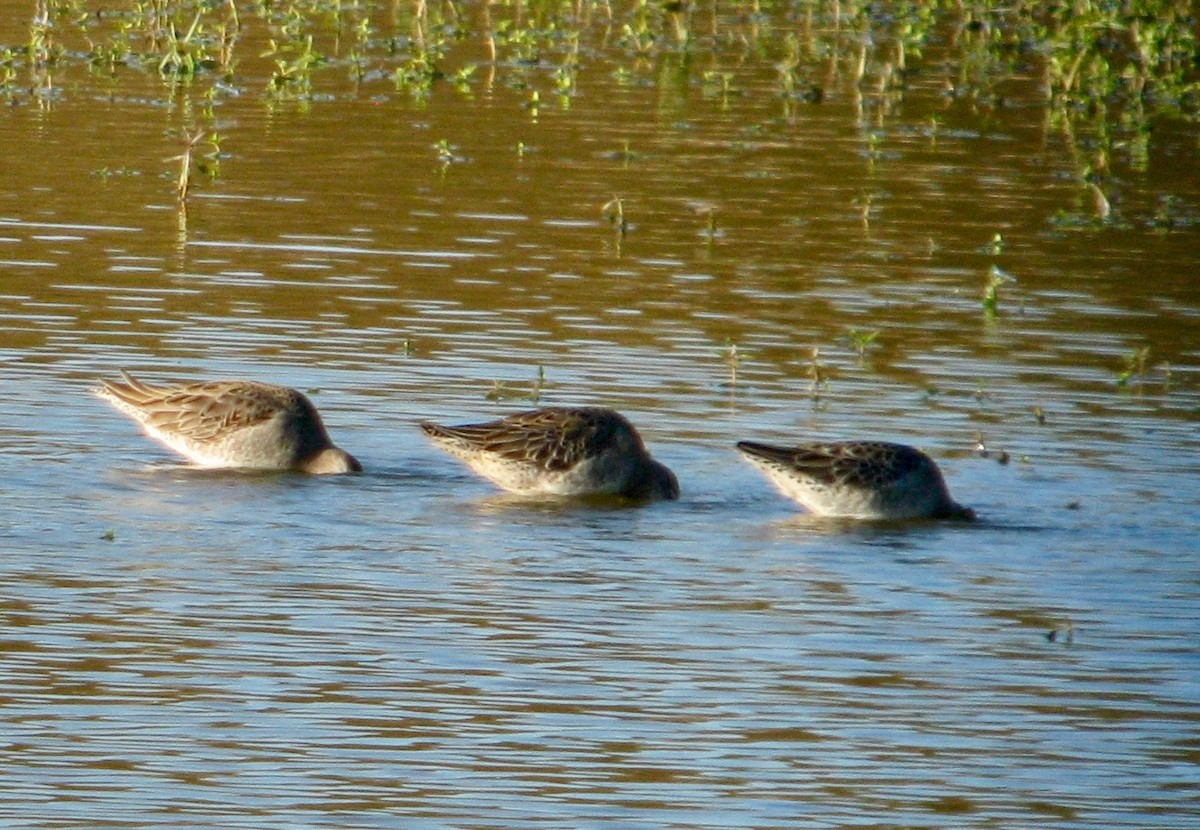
[170,128,221,201]
[1116,344,1152,388]
[601,195,627,234]
[720,338,742,387]
[806,346,830,398]
[13,3,1193,121]
[486,365,547,404]
[267,34,322,98]
[1047,622,1076,645]
[433,138,463,168]
[10,1,1197,219]
[973,432,1010,465]
[688,201,719,239]
[982,265,1016,318]
[852,192,877,227]
[844,328,881,360]
[157,11,208,78]
[979,233,1005,256]
[701,70,735,100]
[91,166,140,180]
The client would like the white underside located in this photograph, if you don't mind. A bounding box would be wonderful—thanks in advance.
[750,460,940,519]
[137,419,294,470]
[461,454,623,496]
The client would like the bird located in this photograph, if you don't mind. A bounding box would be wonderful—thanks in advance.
[420,406,679,500]
[95,370,362,474]
[736,439,973,520]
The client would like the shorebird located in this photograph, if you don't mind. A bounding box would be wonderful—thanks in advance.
[96,370,361,474]
[421,406,679,500]
[736,439,972,520]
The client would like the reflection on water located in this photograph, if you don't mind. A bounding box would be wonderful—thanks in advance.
[1,5,1199,829]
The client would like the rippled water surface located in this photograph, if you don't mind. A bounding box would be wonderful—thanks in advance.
[2,3,1199,827]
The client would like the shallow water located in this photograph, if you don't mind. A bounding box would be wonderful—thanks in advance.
[2,3,1199,827]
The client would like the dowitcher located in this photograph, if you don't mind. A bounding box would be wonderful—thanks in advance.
[96,370,361,474]
[736,440,972,520]
[421,407,679,500]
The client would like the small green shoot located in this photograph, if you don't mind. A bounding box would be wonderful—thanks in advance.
[686,201,718,239]
[702,70,735,99]
[807,347,829,398]
[722,338,741,386]
[531,365,545,405]
[1088,183,1111,221]
[169,128,212,202]
[485,365,546,404]
[973,432,1010,464]
[1153,195,1179,231]
[845,328,880,359]
[1116,345,1151,387]
[853,192,875,226]
[602,195,626,234]
[433,139,462,169]
[982,265,1015,317]
[450,64,476,94]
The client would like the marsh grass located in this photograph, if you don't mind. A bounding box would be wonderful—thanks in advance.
[15,1,1198,213]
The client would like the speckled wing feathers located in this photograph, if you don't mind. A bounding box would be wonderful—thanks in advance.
[422,408,624,471]
[781,442,926,491]
[736,439,970,520]
[420,407,676,500]
[99,371,297,444]
[95,370,359,474]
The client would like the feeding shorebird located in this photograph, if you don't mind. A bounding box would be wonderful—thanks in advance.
[96,370,361,474]
[421,406,679,500]
[736,439,973,520]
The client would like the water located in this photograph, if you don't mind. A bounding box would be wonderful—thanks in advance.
[1,3,1199,827]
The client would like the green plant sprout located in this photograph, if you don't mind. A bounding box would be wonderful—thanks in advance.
[1116,345,1152,387]
[602,195,626,234]
[486,365,546,404]
[721,338,742,387]
[982,265,1016,317]
[170,128,208,201]
[845,328,880,359]
[807,347,829,398]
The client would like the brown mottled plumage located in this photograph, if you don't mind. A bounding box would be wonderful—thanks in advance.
[737,440,972,520]
[96,370,361,474]
[421,407,679,500]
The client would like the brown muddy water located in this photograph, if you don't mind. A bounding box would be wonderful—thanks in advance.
[1,3,1199,828]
